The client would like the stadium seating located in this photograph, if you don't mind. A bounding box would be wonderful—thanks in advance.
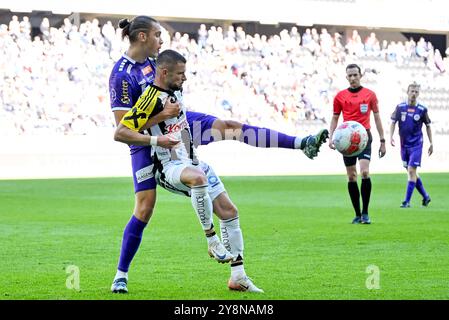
[1,15,448,138]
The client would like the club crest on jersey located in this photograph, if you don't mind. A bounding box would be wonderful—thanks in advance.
[110,88,117,103]
[401,112,407,122]
[360,104,368,113]
[208,175,218,185]
[413,114,421,121]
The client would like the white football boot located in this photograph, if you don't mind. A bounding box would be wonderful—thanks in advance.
[228,276,264,293]
[208,240,234,263]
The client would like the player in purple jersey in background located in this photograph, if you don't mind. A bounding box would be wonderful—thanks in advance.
[390,82,433,208]
[109,15,328,293]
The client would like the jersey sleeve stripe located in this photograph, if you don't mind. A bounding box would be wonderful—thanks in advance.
[142,87,158,111]
[136,87,155,111]
[145,91,160,116]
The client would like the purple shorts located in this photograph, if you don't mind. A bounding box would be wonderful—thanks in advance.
[130,111,218,192]
[131,146,156,193]
[401,145,422,168]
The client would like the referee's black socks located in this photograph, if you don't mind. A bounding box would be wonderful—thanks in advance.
[361,177,372,215]
[348,181,361,217]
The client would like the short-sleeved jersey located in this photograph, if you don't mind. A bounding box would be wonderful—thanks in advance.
[109,54,156,112]
[121,84,198,165]
[333,87,379,129]
[391,102,431,148]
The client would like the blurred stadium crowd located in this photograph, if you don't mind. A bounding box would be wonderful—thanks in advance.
[1,15,448,137]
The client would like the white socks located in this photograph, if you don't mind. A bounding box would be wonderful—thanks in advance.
[191,184,213,231]
[220,217,244,261]
[231,264,246,280]
[115,270,128,281]
[206,234,220,245]
[294,136,304,149]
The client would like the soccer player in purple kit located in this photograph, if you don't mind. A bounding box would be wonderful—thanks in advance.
[390,82,433,208]
[109,16,328,293]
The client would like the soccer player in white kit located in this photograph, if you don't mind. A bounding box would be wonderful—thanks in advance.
[115,49,263,293]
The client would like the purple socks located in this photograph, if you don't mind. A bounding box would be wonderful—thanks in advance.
[241,124,295,149]
[415,178,429,199]
[118,215,148,272]
[404,181,416,203]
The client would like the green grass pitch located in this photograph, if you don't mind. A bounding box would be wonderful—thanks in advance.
[0,174,448,300]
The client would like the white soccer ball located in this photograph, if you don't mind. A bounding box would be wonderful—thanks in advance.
[332,121,368,157]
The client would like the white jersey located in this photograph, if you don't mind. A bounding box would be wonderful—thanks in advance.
[148,88,199,166]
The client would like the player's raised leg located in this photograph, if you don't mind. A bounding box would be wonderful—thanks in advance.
[187,112,328,159]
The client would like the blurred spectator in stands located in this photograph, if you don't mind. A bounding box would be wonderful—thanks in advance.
[19,16,31,40]
[289,26,301,43]
[320,28,333,56]
[62,18,72,35]
[416,37,429,60]
[40,17,50,41]
[433,49,445,73]
[197,23,208,48]
[364,32,380,56]
[9,15,20,39]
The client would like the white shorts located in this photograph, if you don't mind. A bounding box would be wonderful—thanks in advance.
[155,160,226,201]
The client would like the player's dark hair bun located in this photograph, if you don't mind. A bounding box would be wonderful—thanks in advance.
[118,18,130,29]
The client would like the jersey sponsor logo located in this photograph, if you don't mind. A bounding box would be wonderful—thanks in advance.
[413,114,421,121]
[401,112,407,122]
[121,80,130,104]
[407,108,415,112]
[123,107,147,129]
[360,104,368,113]
[135,165,154,183]
[142,65,153,75]
[165,118,189,134]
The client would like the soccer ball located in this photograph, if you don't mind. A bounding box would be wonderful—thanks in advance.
[332,121,368,157]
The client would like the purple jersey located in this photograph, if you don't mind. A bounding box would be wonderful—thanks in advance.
[109,54,156,112]
[391,102,431,148]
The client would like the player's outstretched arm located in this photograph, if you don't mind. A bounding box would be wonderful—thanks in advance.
[114,123,179,148]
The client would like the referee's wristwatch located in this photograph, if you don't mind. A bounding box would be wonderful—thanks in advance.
[380,139,386,143]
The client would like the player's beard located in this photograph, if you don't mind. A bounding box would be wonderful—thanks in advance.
[168,83,183,91]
